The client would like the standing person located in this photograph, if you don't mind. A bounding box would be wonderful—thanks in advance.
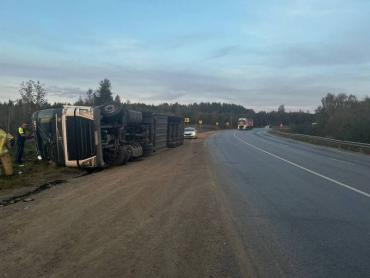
[16,123,27,166]
[0,127,14,176]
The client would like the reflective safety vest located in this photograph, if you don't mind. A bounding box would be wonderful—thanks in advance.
[0,129,14,156]
[17,126,26,144]
[18,127,25,136]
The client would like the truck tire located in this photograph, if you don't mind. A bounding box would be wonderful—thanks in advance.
[101,102,123,118]
[120,146,130,165]
[143,144,153,156]
[167,141,176,148]
[104,147,128,166]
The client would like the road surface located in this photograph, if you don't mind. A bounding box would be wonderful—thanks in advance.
[208,128,370,277]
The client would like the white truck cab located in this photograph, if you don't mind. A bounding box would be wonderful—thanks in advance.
[238,118,254,130]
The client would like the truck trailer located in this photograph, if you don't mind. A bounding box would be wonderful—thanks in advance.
[32,103,184,168]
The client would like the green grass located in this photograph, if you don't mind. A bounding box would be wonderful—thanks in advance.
[0,141,81,191]
[270,129,370,154]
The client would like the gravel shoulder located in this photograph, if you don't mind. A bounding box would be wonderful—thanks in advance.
[0,132,246,278]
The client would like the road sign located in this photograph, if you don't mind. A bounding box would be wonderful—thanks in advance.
[216,122,219,126]
[198,120,203,125]
[226,122,230,126]
[184,117,190,123]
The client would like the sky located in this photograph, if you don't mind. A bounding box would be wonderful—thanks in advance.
[1,0,370,111]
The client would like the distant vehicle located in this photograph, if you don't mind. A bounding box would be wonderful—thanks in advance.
[184,127,197,139]
[265,125,271,129]
[238,118,254,130]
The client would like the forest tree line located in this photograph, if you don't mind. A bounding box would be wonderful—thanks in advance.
[0,79,369,143]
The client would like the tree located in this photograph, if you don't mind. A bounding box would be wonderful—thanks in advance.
[114,94,121,104]
[33,81,47,106]
[19,80,47,106]
[74,96,85,106]
[18,80,48,124]
[313,93,370,142]
[94,79,113,105]
[278,104,285,113]
[85,88,95,105]
[19,81,34,104]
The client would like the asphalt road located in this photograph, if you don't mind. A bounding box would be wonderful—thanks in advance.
[208,128,370,278]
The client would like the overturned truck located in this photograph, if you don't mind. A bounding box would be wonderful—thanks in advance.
[32,103,184,168]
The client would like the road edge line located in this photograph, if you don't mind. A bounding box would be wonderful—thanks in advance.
[233,132,370,199]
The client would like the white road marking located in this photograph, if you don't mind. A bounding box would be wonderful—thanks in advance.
[233,132,370,199]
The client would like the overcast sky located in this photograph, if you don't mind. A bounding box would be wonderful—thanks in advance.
[1,0,370,111]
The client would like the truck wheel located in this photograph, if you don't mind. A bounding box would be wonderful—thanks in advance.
[143,144,153,156]
[167,141,176,148]
[104,147,128,166]
[101,102,122,118]
[120,146,130,165]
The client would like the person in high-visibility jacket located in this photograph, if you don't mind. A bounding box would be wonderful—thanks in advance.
[0,127,14,176]
[15,123,27,165]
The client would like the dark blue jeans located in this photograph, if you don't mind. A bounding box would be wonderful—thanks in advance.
[16,139,25,164]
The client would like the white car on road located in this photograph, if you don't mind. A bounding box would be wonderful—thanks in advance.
[184,127,197,139]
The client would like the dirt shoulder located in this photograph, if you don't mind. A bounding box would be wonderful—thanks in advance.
[0,142,82,200]
[0,132,243,278]
[0,163,82,202]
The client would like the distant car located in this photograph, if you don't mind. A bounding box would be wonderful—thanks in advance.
[184,127,197,139]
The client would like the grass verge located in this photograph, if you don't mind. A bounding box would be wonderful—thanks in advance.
[0,141,81,192]
[270,129,370,155]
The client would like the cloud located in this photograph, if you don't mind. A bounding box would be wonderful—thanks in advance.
[1,53,369,112]
[0,59,247,102]
[162,32,217,49]
[46,85,85,99]
[1,0,370,111]
[64,37,144,56]
[277,36,370,67]
[207,45,244,60]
